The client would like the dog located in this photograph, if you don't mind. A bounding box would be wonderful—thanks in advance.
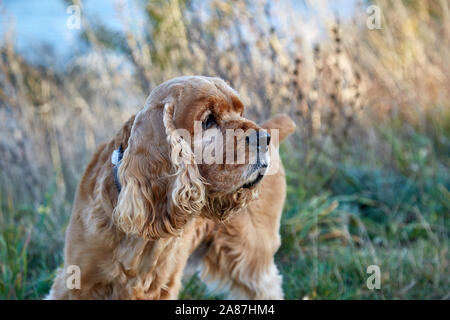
[47,76,295,299]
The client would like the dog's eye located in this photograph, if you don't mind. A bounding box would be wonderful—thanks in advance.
[202,114,217,130]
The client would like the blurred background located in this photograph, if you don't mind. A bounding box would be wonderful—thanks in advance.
[0,0,448,299]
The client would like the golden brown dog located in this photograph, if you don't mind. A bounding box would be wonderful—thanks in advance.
[47,76,295,299]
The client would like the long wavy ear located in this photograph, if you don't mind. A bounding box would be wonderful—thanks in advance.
[112,100,205,240]
[163,102,206,215]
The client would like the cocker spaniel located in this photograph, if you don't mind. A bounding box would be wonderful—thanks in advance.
[47,76,295,299]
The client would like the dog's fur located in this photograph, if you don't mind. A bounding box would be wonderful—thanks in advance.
[47,76,295,299]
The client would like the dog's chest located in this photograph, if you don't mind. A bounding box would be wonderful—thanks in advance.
[113,226,197,299]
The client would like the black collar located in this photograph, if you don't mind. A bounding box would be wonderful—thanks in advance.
[111,145,124,193]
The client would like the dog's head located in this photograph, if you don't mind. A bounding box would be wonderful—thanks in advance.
[112,76,271,239]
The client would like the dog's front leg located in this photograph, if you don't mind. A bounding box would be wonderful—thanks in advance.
[199,209,284,299]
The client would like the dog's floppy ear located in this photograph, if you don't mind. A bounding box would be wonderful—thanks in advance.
[112,96,205,240]
[163,102,206,215]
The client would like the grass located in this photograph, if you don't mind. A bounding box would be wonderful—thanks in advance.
[0,183,67,299]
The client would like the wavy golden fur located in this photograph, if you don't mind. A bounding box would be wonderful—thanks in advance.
[47,76,295,299]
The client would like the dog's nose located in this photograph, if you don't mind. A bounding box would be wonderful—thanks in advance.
[245,130,271,152]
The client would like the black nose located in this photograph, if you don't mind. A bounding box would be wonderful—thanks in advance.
[245,130,271,152]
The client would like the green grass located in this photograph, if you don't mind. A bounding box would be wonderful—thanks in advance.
[0,184,66,299]
[1,120,449,300]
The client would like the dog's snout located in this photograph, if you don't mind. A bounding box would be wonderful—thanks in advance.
[246,130,271,152]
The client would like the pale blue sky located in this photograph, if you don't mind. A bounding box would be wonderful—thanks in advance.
[0,0,357,64]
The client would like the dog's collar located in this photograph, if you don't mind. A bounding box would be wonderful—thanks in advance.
[111,145,124,193]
